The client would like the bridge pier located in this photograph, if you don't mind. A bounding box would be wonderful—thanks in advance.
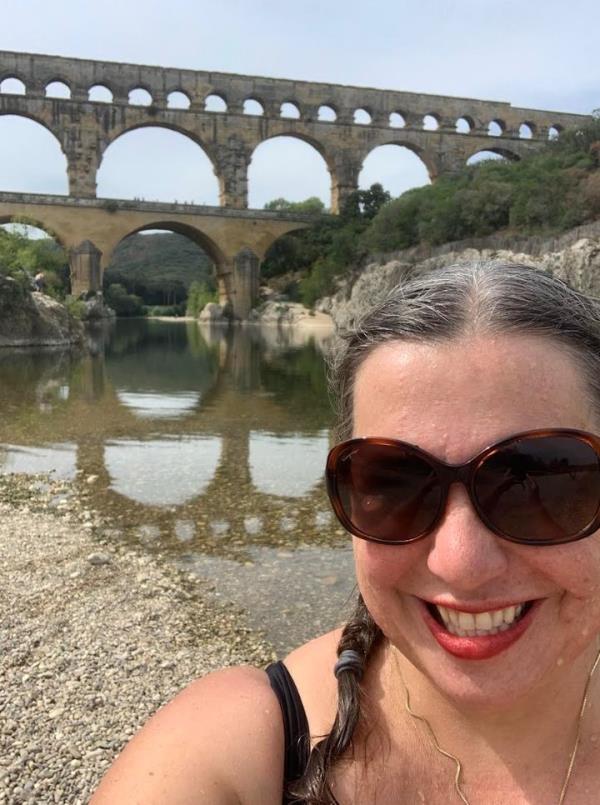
[219,248,261,320]
[70,240,102,297]
[65,131,100,198]
[330,155,361,214]
[215,138,250,209]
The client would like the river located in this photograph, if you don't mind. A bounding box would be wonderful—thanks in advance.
[0,318,356,654]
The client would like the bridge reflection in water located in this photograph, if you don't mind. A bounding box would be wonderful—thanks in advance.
[0,320,355,652]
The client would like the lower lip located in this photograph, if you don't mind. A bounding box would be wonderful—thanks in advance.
[422,601,538,660]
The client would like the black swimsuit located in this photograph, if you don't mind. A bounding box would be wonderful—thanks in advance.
[266,661,311,803]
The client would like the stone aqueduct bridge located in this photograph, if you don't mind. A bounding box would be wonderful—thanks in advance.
[0,191,314,317]
[0,50,591,316]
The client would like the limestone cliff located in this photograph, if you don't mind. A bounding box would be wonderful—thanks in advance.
[318,221,600,330]
[0,276,84,347]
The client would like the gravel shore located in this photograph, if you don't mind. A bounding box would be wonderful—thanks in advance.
[0,473,274,804]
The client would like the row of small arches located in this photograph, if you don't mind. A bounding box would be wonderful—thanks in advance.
[0,76,562,140]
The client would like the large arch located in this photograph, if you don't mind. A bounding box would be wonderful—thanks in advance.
[0,218,70,293]
[248,134,332,209]
[107,220,224,268]
[359,143,432,197]
[0,114,68,194]
[466,146,521,165]
[96,125,220,205]
[105,220,227,314]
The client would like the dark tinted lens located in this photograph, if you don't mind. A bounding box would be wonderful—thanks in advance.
[333,442,443,541]
[474,436,600,542]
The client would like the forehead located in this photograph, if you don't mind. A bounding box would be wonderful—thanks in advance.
[352,334,595,460]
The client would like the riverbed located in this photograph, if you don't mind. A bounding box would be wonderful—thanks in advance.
[0,472,277,803]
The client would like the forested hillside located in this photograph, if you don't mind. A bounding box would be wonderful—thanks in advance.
[104,232,215,306]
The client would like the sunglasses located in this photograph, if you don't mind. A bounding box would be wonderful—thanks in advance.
[325,429,600,546]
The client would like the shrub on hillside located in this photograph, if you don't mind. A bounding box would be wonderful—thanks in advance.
[105,283,145,317]
[186,280,218,317]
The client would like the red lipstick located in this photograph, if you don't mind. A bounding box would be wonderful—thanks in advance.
[422,600,537,660]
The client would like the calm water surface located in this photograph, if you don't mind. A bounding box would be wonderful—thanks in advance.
[0,319,355,653]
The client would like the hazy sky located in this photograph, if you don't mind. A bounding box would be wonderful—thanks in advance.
[0,0,598,210]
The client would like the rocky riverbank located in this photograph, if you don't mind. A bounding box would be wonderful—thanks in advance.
[319,221,600,329]
[0,277,84,349]
[0,473,273,804]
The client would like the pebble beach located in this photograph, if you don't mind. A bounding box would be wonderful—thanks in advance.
[0,473,274,804]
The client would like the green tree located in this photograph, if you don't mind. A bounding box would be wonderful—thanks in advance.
[186,280,218,316]
[263,196,326,214]
[105,283,145,317]
[0,225,69,296]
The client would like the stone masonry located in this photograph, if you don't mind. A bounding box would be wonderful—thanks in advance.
[0,50,592,316]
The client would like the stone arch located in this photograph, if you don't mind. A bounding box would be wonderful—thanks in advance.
[488,119,505,136]
[88,84,114,103]
[466,147,521,165]
[456,116,474,134]
[128,87,153,106]
[205,93,227,112]
[519,121,536,139]
[243,98,264,116]
[423,114,440,131]
[280,101,301,119]
[167,90,191,110]
[108,221,228,309]
[45,79,71,99]
[102,120,219,161]
[0,216,71,293]
[354,108,372,125]
[0,215,68,250]
[359,142,433,196]
[97,122,220,203]
[248,133,333,208]
[318,104,337,122]
[548,125,562,140]
[0,110,65,150]
[371,139,438,181]
[389,112,406,128]
[108,220,224,268]
[0,75,26,94]
[0,113,68,193]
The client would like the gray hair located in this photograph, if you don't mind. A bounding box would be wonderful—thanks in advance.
[329,261,600,439]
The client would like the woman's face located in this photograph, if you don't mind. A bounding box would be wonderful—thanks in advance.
[352,333,600,709]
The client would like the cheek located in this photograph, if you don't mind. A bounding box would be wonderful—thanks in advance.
[525,539,600,632]
[353,538,423,602]
[532,540,600,597]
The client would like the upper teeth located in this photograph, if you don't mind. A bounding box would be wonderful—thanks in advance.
[435,604,525,637]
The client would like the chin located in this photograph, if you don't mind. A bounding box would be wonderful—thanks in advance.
[368,599,578,713]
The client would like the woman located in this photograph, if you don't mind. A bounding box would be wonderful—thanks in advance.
[92,261,600,804]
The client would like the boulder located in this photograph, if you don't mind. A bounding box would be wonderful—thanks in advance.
[81,295,115,321]
[0,275,84,347]
[251,300,333,329]
[198,302,226,322]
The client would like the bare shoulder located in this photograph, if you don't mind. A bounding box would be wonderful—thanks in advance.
[90,665,284,805]
[284,628,342,739]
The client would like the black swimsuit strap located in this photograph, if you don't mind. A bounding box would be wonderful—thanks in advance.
[266,660,311,798]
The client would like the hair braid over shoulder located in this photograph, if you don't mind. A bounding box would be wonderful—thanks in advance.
[288,595,382,804]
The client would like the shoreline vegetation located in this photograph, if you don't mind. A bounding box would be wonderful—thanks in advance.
[0,472,274,803]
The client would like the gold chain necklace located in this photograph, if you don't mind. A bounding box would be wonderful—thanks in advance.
[399,647,600,805]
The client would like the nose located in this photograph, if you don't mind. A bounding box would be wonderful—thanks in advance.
[426,483,510,592]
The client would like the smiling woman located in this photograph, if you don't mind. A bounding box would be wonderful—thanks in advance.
[91,261,600,805]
